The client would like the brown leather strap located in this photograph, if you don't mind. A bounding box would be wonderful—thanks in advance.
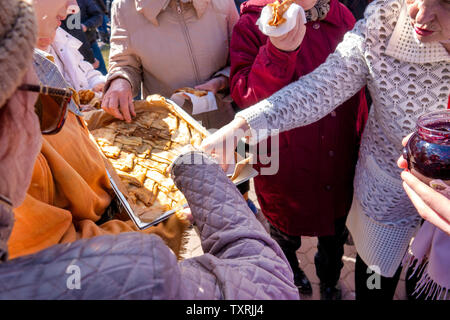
[0,194,12,209]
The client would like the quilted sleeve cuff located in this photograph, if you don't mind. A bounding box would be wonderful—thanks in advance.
[169,150,255,242]
[170,150,217,183]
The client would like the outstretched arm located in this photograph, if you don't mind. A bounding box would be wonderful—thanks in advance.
[172,151,299,299]
[202,17,370,166]
[237,17,370,142]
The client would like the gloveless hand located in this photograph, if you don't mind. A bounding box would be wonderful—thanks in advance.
[195,76,228,95]
[92,82,105,93]
[101,78,135,123]
[92,58,100,70]
[200,117,250,173]
[269,9,307,52]
[397,133,450,235]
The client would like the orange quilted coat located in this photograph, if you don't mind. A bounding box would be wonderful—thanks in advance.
[8,112,189,259]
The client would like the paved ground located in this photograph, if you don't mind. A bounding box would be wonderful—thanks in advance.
[180,180,408,300]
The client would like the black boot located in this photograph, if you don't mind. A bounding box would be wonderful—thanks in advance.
[320,283,342,300]
[294,268,312,295]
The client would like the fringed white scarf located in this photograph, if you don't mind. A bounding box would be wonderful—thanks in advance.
[402,180,450,300]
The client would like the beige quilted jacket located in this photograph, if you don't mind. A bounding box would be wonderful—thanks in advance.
[107,0,239,99]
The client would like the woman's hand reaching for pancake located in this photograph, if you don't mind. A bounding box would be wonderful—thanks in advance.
[201,117,251,173]
[195,76,228,95]
[101,78,135,123]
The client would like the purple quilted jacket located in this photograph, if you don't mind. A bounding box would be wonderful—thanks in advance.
[0,152,299,299]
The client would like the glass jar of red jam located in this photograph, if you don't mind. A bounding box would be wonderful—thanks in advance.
[403,110,450,181]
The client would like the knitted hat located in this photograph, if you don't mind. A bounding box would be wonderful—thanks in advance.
[0,0,37,108]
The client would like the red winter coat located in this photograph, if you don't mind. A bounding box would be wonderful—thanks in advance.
[230,0,368,236]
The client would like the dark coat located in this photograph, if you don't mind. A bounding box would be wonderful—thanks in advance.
[230,0,368,236]
[339,0,371,20]
[77,0,104,44]
[61,18,96,63]
[234,0,247,12]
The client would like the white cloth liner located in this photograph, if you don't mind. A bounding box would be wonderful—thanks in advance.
[256,3,307,38]
[170,91,218,115]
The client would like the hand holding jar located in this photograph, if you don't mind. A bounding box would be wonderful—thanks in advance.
[398,110,450,235]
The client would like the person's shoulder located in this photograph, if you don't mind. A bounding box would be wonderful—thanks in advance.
[240,0,273,14]
[330,0,357,29]
[209,0,237,13]
[112,0,134,11]
[363,0,403,20]
[111,0,136,17]
[210,0,266,14]
[229,0,268,36]
[55,27,80,44]
[242,0,274,7]
[234,0,270,22]
[363,0,403,33]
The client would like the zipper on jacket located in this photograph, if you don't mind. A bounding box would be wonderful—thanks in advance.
[176,0,201,85]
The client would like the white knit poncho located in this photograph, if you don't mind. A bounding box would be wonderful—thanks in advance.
[237,0,450,276]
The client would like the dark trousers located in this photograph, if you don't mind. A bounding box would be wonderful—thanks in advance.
[269,216,349,287]
[91,41,108,75]
[355,254,402,300]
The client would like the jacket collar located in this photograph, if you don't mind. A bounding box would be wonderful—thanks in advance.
[135,0,210,26]
[53,28,83,50]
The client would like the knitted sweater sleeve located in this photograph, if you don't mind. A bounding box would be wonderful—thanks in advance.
[237,17,370,142]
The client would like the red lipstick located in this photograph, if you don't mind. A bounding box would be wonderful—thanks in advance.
[414,26,434,36]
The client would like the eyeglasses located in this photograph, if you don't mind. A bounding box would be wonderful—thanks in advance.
[18,84,72,135]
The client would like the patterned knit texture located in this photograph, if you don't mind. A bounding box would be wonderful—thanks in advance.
[238,0,450,228]
[0,0,37,108]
